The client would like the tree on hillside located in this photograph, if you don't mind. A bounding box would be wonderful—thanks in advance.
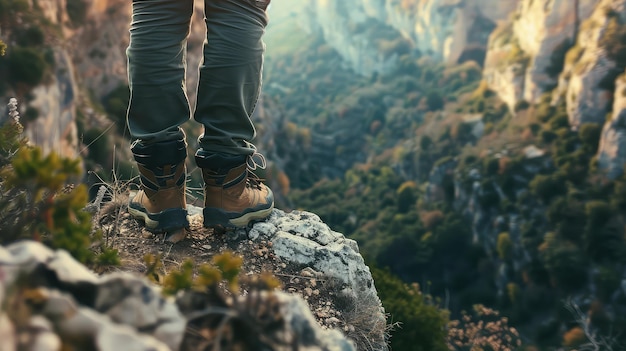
[371,266,449,351]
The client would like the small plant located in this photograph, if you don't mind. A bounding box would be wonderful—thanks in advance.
[0,98,118,266]
[0,146,93,262]
[147,252,284,350]
[0,98,26,165]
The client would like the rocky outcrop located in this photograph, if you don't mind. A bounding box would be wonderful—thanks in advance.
[0,207,386,350]
[597,72,626,178]
[484,26,528,112]
[484,0,598,112]
[558,0,626,127]
[234,209,387,351]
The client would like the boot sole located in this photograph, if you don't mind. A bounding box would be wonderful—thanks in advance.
[203,204,274,229]
[128,204,189,233]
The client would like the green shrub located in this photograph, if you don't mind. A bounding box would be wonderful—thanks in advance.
[514,100,530,112]
[396,181,417,213]
[0,99,117,266]
[8,47,48,86]
[529,173,567,204]
[584,201,623,262]
[540,234,588,292]
[66,0,88,26]
[16,26,44,47]
[549,114,569,130]
[497,232,513,260]
[535,101,555,123]
[578,123,602,152]
[541,130,558,143]
[0,147,94,263]
[371,266,449,351]
[0,0,29,16]
[426,91,444,111]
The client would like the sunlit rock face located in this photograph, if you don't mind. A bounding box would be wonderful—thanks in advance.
[296,0,518,76]
[484,0,599,112]
[32,0,69,26]
[385,0,519,63]
[515,0,597,103]
[560,0,626,127]
[297,0,399,76]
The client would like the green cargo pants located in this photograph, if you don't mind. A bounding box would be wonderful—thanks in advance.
[126,0,269,156]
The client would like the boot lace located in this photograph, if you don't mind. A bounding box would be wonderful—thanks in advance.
[245,143,267,190]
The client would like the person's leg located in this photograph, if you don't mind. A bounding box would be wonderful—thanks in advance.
[126,0,194,236]
[194,0,270,155]
[194,0,273,229]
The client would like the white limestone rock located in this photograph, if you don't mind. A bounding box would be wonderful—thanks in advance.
[94,273,185,350]
[257,210,377,300]
[273,291,356,351]
[0,241,186,351]
[250,209,386,350]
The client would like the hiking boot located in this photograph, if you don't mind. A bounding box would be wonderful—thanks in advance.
[195,150,274,229]
[128,138,189,234]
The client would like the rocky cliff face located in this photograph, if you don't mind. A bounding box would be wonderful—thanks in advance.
[597,72,626,178]
[484,0,598,111]
[389,0,518,63]
[480,0,626,177]
[296,0,518,76]
[559,0,626,127]
[25,49,79,158]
